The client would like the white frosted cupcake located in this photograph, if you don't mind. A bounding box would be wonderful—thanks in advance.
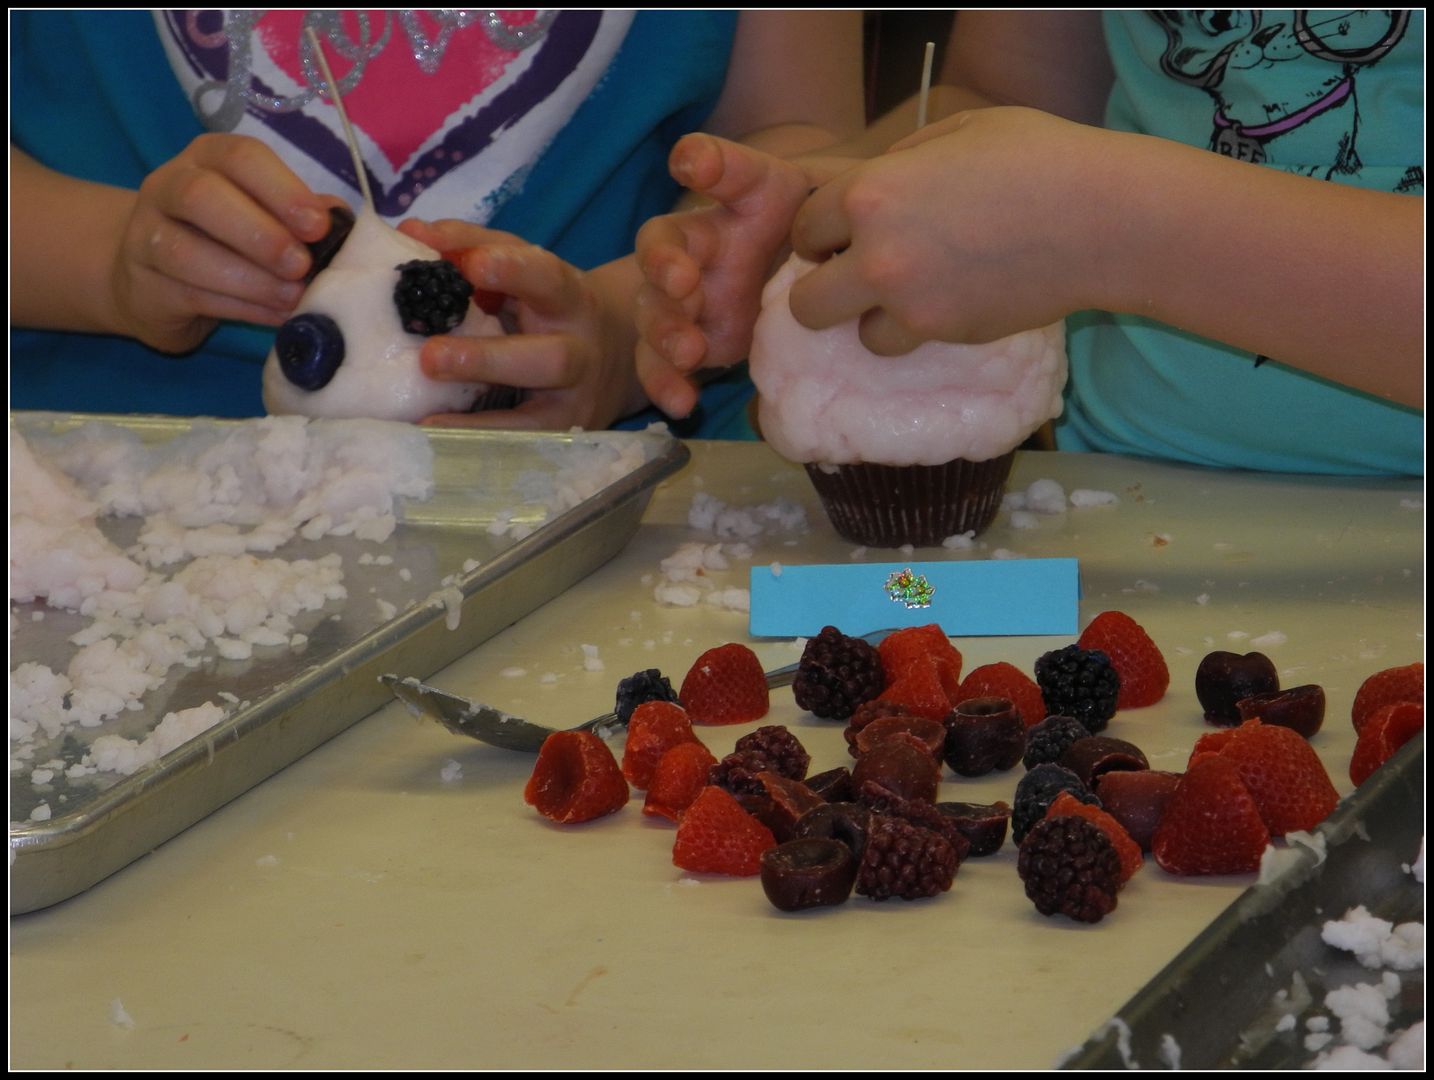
[749,255,1068,546]
[263,210,514,422]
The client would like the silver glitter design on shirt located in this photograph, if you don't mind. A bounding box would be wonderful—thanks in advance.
[190,10,555,130]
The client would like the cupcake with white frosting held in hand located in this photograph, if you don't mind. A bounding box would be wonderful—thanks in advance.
[749,254,1067,547]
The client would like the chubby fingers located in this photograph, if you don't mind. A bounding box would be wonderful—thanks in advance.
[422,331,590,389]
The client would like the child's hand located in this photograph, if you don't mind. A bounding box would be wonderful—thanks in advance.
[788,107,1116,354]
[398,219,644,431]
[109,133,337,354]
[634,134,821,408]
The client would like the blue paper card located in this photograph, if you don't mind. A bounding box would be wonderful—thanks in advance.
[748,559,1080,638]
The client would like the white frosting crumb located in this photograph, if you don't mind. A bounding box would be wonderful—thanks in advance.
[28,802,52,822]
[1069,488,1119,508]
[580,644,604,672]
[1251,631,1289,648]
[1195,593,1211,605]
[1009,510,1040,530]
[109,999,137,1030]
[440,760,463,783]
[941,531,977,550]
[255,854,280,867]
[499,667,527,678]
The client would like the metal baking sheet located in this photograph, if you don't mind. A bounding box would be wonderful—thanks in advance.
[1062,735,1424,1070]
[8,412,689,914]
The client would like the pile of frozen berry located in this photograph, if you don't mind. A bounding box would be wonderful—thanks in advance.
[521,612,1423,925]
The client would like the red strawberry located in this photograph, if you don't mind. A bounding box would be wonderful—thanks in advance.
[621,700,698,789]
[1187,726,1240,767]
[1078,611,1170,709]
[878,625,963,699]
[1046,790,1144,885]
[1351,662,1423,734]
[954,662,1047,729]
[643,741,719,822]
[876,654,953,722]
[680,643,770,726]
[524,730,630,824]
[672,785,776,876]
[1349,700,1424,786]
[1217,720,1339,836]
[1152,756,1270,875]
[439,247,506,314]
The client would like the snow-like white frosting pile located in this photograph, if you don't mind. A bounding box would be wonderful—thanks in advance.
[750,255,1068,467]
[263,210,503,421]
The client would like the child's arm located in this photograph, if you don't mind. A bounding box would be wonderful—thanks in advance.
[10,140,334,355]
[788,108,1423,409]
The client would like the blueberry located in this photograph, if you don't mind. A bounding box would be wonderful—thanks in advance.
[276,313,345,391]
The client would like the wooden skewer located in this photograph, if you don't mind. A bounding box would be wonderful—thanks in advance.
[305,25,374,212]
[915,40,936,131]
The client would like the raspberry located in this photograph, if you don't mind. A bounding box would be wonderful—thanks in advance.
[620,700,697,789]
[1022,714,1090,769]
[733,725,810,782]
[1017,815,1121,922]
[1035,645,1121,734]
[523,730,630,824]
[643,741,718,822]
[393,259,473,336]
[614,668,680,726]
[1044,791,1143,885]
[857,782,972,863]
[1077,611,1170,709]
[1349,701,1423,786]
[1217,720,1339,836]
[1012,763,1097,844]
[672,786,777,876]
[793,626,885,721]
[1152,756,1270,876]
[955,662,1047,729]
[875,654,954,722]
[710,750,777,796]
[1351,663,1424,734]
[877,625,963,697]
[855,815,958,901]
[680,642,769,726]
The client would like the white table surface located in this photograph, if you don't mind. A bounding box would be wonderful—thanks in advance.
[8,441,1424,1069]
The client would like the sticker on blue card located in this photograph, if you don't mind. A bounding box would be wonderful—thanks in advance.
[749,559,1080,638]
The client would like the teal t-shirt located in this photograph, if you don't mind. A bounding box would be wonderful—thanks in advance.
[1055,10,1424,476]
[10,10,738,424]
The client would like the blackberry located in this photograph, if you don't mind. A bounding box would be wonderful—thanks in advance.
[793,626,885,721]
[614,668,679,725]
[1034,645,1121,734]
[855,815,958,901]
[1012,763,1098,844]
[1022,714,1091,770]
[1017,815,1121,922]
[734,725,810,782]
[393,259,474,336]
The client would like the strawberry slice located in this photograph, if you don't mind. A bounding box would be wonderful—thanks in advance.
[621,700,698,789]
[1217,720,1339,836]
[877,625,963,698]
[1078,610,1170,709]
[643,741,719,822]
[1349,700,1424,785]
[1351,662,1423,734]
[954,662,1047,729]
[875,654,953,723]
[1152,756,1270,876]
[524,730,629,824]
[680,643,770,726]
[672,785,776,876]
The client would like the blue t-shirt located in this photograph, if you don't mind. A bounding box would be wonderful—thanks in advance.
[1056,10,1423,475]
[10,9,737,423]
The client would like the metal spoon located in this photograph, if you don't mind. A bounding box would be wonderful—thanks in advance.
[380,628,897,753]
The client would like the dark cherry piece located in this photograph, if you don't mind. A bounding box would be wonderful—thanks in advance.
[749,772,826,843]
[1093,769,1182,851]
[804,766,855,803]
[792,802,872,860]
[935,801,1012,857]
[942,697,1026,777]
[1235,684,1326,739]
[851,736,941,803]
[1059,735,1150,788]
[853,714,948,760]
[1195,651,1279,726]
[760,839,857,912]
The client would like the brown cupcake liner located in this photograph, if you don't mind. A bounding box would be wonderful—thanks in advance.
[804,452,1015,547]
